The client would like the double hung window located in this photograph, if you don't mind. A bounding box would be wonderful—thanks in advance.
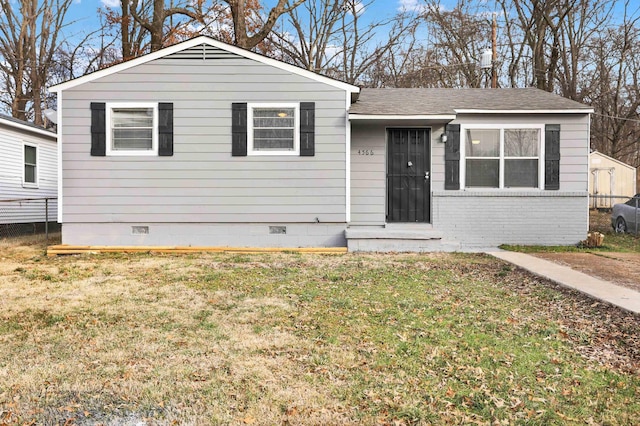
[23,143,37,186]
[106,103,158,155]
[247,103,299,155]
[464,126,543,189]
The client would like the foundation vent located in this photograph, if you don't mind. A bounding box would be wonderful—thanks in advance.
[131,226,149,235]
[269,226,286,235]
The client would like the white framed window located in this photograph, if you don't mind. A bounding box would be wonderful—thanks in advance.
[23,142,38,187]
[106,103,158,156]
[247,103,299,155]
[461,124,544,189]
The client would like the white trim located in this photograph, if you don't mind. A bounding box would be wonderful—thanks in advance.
[57,92,62,223]
[22,141,39,188]
[345,107,351,223]
[49,36,360,96]
[586,114,591,232]
[105,103,159,156]
[455,108,593,114]
[0,116,56,139]
[247,103,300,156]
[460,123,545,190]
[349,114,456,121]
[345,92,352,222]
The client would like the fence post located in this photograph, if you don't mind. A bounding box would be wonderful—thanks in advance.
[45,198,49,243]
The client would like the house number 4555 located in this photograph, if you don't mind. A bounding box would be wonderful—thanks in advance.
[358,149,374,155]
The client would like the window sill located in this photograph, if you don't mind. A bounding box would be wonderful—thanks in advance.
[106,150,158,157]
[248,151,300,156]
[433,190,587,198]
[22,183,39,189]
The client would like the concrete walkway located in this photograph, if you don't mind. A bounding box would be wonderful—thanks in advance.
[489,251,640,315]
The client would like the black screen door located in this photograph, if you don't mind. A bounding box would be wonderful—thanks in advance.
[387,128,431,223]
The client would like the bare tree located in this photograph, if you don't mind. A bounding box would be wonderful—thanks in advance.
[273,0,415,86]
[100,0,153,60]
[555,1,615,101]
[223,0,305,49]
[53,20,120,82]
[0,0,74,124]
[272,0,345,72]
[129,0,206,52]
[586,14,640,165]
[419,0,492,88]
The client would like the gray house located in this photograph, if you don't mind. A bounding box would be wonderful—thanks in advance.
[49,36,593,251]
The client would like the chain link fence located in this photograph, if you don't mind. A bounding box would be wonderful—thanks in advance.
[0,197,59,242]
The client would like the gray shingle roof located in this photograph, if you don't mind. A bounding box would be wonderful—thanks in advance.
[349,87,592,115]
[0,113,55,134]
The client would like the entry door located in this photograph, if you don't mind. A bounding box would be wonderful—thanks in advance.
[387,128,431,222]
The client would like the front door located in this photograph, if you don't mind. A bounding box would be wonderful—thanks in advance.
[387,128,431,223]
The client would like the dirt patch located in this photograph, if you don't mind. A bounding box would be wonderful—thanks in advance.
[533,252,640,292]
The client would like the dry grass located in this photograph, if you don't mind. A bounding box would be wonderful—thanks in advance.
[0,241,638,425]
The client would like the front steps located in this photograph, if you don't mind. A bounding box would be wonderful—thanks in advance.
[345,224,461,252]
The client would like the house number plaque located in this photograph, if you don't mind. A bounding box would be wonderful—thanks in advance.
[357,149,374,156]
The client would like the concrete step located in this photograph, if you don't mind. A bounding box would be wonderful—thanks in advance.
[345,226,461,252]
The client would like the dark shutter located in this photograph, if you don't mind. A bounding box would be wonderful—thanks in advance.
[232,103,247,156]
[300,102,315,156]
[545,124,561,190]
[90,102,106,156]
[444,123,461,190]
[158,103,173,156]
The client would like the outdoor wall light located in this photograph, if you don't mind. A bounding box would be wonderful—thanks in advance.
[440,132,448,143]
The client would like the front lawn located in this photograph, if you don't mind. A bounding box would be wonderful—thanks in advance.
[0,245,638,425]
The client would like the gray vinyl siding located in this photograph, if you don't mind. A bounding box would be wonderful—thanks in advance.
[60,45,348,231]
[0,124,57,224]
[350,120,441,224]
[350,113,590,247]
[442,113,590,192]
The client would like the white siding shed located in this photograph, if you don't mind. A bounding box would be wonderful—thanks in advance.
[589,151,637,208]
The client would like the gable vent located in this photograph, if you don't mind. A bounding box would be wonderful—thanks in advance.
[164,44,238,61]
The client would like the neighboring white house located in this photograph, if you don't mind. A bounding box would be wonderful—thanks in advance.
[0,114,58,233]
[589,151,637,209]
[48,36,593,251]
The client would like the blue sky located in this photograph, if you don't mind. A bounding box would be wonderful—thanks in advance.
[65,0,449,39]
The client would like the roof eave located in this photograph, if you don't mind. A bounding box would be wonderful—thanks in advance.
[0,116,57,139]
[349,114,456,121]
[454,108,594,114]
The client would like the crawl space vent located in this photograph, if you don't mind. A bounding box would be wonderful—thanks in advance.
[269,226,286,235]
[131,226,149,235]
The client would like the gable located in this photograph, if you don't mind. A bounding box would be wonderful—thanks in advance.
[49,37,359,97]
[590,151,636,171]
